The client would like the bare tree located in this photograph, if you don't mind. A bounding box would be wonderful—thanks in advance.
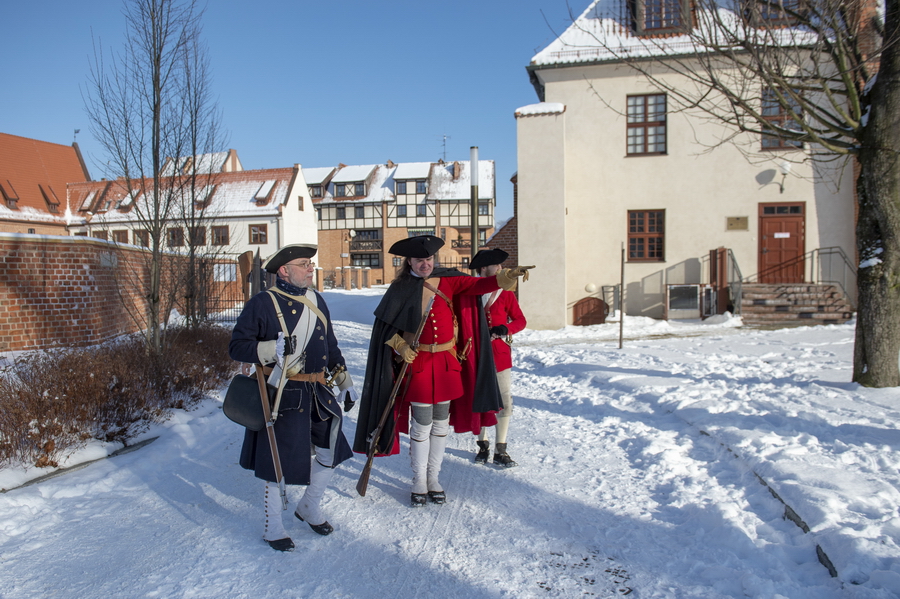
[84,0,225,354]
[563,0,898,386]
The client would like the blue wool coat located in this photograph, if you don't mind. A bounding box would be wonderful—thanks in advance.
[229,285,353,485]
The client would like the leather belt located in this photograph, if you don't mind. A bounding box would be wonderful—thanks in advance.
[262,366,327,384]
[417,340,455,353]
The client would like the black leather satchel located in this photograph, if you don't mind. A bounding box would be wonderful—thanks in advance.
[223,374,275,431]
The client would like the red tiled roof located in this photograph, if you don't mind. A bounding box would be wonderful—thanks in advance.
[0,132,91,216]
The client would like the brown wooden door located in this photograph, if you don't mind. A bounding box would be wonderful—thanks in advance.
[758,203,805,283]
[573,297,609,325]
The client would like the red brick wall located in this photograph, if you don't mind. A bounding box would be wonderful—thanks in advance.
[0,234,215,352]
[489,216,519,267]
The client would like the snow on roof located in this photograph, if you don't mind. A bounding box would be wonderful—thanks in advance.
[515,103,566,117]
[302,167,335,185]
[392,162,431,180]
[160,152,229,176]
[530,0,817,67]
[331,164,377,183]
[71,169,294,225]
[307,159,496,205]
[428,161,494,201]
[309,164,394,205]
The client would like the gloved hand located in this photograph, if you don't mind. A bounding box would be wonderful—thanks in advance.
[489,325,509,339]
[507,266,531,281]
[386,333,418,363]
[340,387,360,412]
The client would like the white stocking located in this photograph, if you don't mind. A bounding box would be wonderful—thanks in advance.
[296,446,334,526]
[409,419,431,494]
[427,418,449,493]
[495,415,511,445]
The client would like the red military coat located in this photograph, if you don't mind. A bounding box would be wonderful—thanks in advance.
[483,289,527,372]
[402,275,500,404]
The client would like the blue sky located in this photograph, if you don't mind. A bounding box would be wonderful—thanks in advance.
[1,0,579,223]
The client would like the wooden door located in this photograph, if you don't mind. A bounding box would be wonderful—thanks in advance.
[758,203,805,283]
[573,297,609,326]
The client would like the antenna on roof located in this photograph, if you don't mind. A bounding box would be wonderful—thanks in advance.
[440,135,451,161]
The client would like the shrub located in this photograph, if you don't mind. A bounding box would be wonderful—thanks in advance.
[0,325,236,469]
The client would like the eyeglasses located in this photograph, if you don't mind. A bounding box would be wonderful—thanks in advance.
[286,261,315,269]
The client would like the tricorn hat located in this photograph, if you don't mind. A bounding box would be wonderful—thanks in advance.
[388,235,444,258]
[469,248,509,270]
[262,244,317,273]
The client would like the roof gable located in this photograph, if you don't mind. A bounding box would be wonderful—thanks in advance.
[0,132,90,220]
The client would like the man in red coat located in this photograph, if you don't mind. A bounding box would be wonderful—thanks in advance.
[354,236,527,507]
[469,248,527,468]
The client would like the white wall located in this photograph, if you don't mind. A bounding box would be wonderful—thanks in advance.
[517,61,856,327]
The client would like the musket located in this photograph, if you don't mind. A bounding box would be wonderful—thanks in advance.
[255,364,288,510]
[356,295,436,497]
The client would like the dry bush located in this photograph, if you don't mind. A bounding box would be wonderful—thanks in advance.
[0,324,236,469]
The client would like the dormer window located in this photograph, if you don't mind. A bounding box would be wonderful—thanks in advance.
[416,180,426,194]
[39,184,61,214]
[354,183,365,196]
[1,179,20,210]
[744,0,803,26]
[396,180,407,195]
[254,180,276,205]
[118,190,139,210]
[309,185,323,198]
[336,184,347,197]
[633,0,691,35]
[193,184,215,210]
[79,190,97,212]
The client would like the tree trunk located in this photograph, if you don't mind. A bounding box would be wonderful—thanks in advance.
[853,0,900,387]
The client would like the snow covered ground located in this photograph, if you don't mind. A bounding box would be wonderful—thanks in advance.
[1,287,899,598]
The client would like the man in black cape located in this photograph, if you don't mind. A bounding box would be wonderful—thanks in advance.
[353,235,527,506]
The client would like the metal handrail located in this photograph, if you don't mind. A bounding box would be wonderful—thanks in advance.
[741,246,857,307]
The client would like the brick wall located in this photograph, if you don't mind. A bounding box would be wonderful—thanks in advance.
[489,216,519,268]
[0,234,230,352]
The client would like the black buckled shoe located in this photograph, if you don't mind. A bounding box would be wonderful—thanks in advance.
[493,443,518,468]
[411,492,428,507]
[427,490,446,504]
[475,440,490,464]
[295,511,334,536]
[266,537,295,552]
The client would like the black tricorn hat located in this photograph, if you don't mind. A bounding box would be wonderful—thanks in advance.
[388,235,444,258]
[469,248,509,270]
[262,244,317,273]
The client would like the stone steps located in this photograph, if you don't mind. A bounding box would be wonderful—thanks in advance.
[740,284,854,326]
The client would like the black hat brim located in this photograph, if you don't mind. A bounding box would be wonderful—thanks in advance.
[262,244,318,273]
[469,248,509,270]
[388,235,445,258]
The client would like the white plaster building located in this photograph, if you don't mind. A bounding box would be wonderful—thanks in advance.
[516,0,857,329]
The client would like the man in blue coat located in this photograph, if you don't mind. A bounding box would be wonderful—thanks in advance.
[229,244,358,551]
